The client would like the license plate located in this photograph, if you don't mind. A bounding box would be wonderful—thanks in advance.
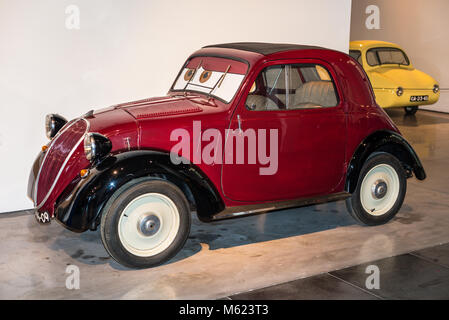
[35,211,51,224]
[410,95,428,102]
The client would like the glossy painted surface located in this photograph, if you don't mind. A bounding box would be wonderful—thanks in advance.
[350,40,440,108]
[28,44,425,229]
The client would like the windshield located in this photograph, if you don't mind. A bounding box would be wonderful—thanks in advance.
[366,47,410,66]
[171,56,248,103]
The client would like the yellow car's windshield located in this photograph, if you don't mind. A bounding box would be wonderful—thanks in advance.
[366,47,410,66]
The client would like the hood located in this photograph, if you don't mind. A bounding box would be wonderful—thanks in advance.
[85,107,139,153]
[90,95,207,126]
[86,94,214,151]
[114,95,206,120]
[368,67,437,89]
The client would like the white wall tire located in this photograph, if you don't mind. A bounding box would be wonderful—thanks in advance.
[346,152,407,226]
[100,178,191,269]
[360,164,400,216]
[118,193,180,257]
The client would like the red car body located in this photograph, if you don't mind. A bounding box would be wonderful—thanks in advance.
[28,43,425,232]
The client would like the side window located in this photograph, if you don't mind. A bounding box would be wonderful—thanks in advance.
[264,66,302,105]
[366,50,380,66]
[349,50,363,65]
[246,63,339,111]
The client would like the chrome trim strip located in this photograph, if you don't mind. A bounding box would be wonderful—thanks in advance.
[230,207,275,217]
[34,118,90,210]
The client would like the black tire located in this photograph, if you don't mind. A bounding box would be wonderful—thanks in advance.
[404,106,418,115]
[346,152,407,226]
[100,178,191,269]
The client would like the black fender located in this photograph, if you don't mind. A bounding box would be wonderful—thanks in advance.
[345,130,426,194]
[54,150,225,232]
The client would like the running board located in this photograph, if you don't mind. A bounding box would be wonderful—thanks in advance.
[211,192,351,221]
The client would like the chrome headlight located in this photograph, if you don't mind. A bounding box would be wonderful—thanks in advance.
[396,87,404,97]
[45,114,67,139]
[84,133,112,162]
[433,84,440,94]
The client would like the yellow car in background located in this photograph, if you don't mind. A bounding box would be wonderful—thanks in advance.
[350,40,440,115]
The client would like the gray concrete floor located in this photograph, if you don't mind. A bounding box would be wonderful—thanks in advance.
[230,243,449,300]
[1,109,449,299]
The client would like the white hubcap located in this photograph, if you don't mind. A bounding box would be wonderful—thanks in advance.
[360,164,400,216]
[118,193,180,257]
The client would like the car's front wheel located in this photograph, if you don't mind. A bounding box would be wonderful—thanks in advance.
[404,106,418,115]
[100,178,191,269]
[346,152,406,226]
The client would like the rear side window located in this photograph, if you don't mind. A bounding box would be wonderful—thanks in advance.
[349,50,362,65]
[366,50,379,66]
[245,63,339,111]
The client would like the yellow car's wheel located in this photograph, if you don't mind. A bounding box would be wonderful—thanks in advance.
[404,106,418,115]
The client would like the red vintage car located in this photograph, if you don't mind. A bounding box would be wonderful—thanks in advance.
[28,43,426,268]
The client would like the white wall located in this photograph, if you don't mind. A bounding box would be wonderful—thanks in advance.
[0,0,352,213]
[350,0,449,113]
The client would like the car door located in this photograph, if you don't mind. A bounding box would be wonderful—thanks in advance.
[221,59,347,202]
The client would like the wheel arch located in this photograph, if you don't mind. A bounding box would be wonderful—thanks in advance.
[345,130,426,194]
[54,150,225,232]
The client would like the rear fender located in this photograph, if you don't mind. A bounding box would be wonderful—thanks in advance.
[345,130,426,193]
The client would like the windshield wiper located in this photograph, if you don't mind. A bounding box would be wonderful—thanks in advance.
[207,65,230,99]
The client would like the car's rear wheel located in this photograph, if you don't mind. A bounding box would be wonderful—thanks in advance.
[404,106,418,115]
[100,178,191,269]
[346,152,406,226]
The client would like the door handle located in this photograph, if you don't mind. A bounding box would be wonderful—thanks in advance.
[237,114,242,133]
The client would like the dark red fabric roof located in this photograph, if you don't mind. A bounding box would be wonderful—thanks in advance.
[203,42,325,56]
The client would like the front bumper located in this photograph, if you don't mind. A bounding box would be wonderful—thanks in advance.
[374,88,440,108]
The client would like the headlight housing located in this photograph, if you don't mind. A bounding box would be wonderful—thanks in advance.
[396,87,404,97]
[45,114,67,139]
[84,133,112,162]
[433,84,440,94]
